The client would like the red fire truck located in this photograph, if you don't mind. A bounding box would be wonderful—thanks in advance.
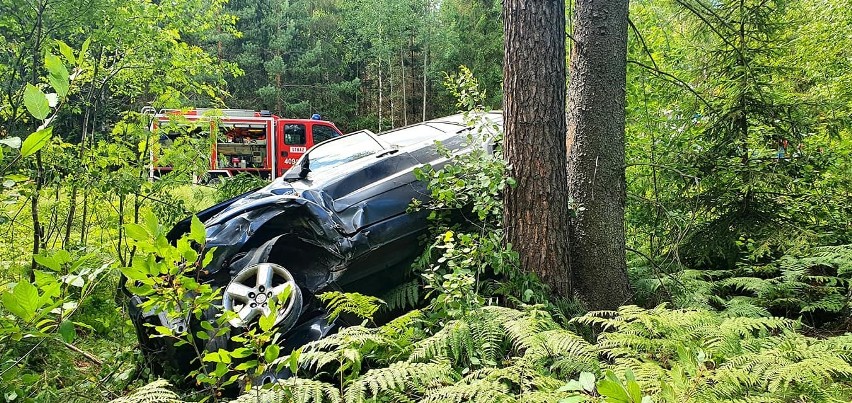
[143,108,343,180]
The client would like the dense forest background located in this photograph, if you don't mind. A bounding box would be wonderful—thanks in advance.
[0,0,850,401]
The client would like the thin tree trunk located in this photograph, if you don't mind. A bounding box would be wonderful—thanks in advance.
[566,0,632,310]
[389,56,395,128]
[79,187,89,244]
[422,45,427,122]
[117,194,126,267]
[378,58,383,132]
[30,152,43,278]
[422,1,429,122]
[503,0,572,298]
[28,1,46,280]
[401,48,408,126]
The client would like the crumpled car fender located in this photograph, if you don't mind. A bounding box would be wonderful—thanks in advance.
[203,195,355,293]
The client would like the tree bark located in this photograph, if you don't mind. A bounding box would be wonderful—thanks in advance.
[503,0,572,297]
[566,0,632,310]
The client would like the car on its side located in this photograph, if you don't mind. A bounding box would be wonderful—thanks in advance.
[125,112,502,376]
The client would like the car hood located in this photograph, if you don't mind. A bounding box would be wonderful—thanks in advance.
[205,180,305,226]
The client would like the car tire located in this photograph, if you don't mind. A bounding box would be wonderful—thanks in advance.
[203,240,305,352]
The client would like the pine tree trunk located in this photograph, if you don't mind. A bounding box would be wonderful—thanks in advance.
[566,0,632,310]
[503,0,572,297]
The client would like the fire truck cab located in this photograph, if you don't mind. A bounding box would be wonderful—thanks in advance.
[145,108,343,180]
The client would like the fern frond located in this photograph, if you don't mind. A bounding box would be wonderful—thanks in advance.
[343,362,456,403]
[717,316,793,338]
[713,333,852,400]
[319,291,385,321]
[408,319,474,364]
[496,305,559,352]
[718,277,772,294]
[109,380,184,403]
[298,326,389,375]
[420,378,514,403]
[380,279,421,311]
[719,296,770,318]
[234,378,341,403]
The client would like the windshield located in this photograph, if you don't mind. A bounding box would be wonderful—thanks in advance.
[291,131,385,176]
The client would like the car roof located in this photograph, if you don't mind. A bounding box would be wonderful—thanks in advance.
[378,111,502,148]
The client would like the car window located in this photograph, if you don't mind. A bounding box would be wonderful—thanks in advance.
[312,124,339,144]
[302,132,385,175]
[284,124,306,145]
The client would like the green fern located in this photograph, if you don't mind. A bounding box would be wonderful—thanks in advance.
[285,302,852,403]
[298,325,388,377]
[109,380,184,403]
[420,377,515,403]
[318,291,385,322]
[342,361,456,403]
[713,333,852,399]
[234,378,341,403]
[380,279,421,312]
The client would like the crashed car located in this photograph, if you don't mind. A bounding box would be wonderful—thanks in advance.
[126,112,502,375]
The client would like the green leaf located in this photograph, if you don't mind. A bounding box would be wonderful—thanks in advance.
[123,257,151,282]
[33,254,60,272]
[202,248,216,267]
[202,352,221,363]
[626,380,642,403]
[259,309,276,332]
[20,127,53,158]
[58,320,75,343]
[53,250,71,265]
[557,380,584,392]
[234,360,258,371]
[289,347,302,374]
[57,41,75,65]
[190,215,206,244]
[23,84,50,120]
[0,137,21,149]
[143,211,159,236]
[231,348,253,358]
[597,379,630,403]
[579,372,596,392]
[558,397,587,403]
[124,223,150,242]
[264,345,280,363]
[1,282,41,321]
[154,326,174,337]
[45,53,69,97]
[79,37,90,67]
